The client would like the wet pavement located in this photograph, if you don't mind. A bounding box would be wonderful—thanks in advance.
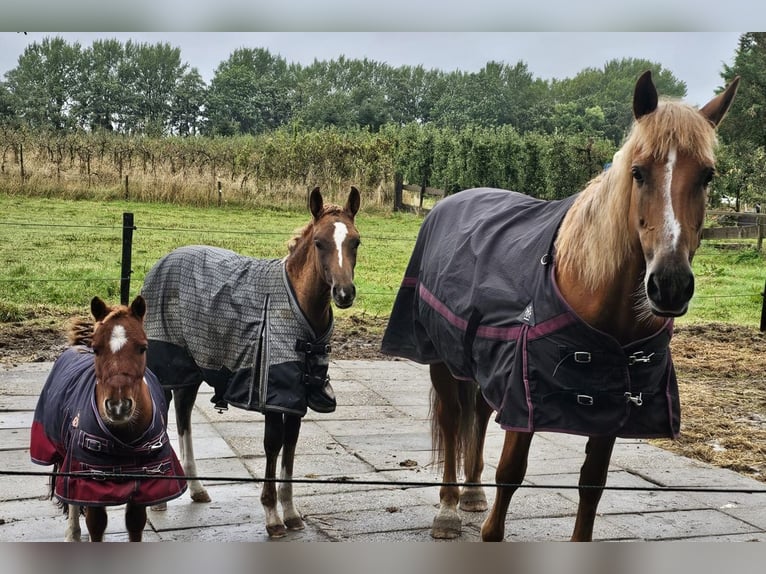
[1,359,765,542]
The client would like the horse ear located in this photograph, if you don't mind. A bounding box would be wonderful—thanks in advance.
[699,76,740,128]
[633,70,659,120]
[130,295,146,321]
[309,186,323,220]
[345,186,361,218]
[90,296,110,322]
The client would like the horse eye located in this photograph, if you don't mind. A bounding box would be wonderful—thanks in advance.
[631,166,644,184]
[139,346,147,354]
[314,239,323,250]
[703,169,715,186]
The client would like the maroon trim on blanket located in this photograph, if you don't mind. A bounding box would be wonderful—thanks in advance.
[418,282,469,331]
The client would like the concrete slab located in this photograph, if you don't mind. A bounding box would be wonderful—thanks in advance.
[1,359,764,543]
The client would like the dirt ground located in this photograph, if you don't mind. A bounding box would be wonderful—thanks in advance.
[1,314,764,483]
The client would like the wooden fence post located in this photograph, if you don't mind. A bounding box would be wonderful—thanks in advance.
[394,173,403,212]
[124,175,129,200]
[120,212,135,306]
[218,181,222,206]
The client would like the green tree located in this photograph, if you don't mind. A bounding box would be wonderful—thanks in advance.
[170,68,206,136]
[206,48,294,135]
[719,33,766,149]
[5,36,82,130]
[73,39,126,131]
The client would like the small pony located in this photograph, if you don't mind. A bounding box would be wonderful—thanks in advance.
[141,186,361,537]
[30,296,186,542]
[382,71,739,541]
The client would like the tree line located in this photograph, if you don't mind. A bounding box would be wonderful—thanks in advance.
[1,33,765,209]
[0,36,688,143]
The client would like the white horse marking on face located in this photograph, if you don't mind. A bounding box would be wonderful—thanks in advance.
[333,222,348,267]
[109,324,128,354]
[663,147,681,250]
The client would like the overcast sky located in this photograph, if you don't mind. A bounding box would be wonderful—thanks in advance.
[0,32,744,106]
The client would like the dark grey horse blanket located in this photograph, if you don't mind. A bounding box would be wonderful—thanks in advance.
[141,245,334,416]
[381,188,680,438]
[30,347,187,506]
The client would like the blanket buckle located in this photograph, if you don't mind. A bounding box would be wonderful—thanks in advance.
[624,392,643,406]
[627,351,654,365]
[576,394,594,406]
[573,351,591,364]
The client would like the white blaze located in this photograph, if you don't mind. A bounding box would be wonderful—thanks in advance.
[333,222,348,267]
[663,147,681,250]
[109,324,128,353]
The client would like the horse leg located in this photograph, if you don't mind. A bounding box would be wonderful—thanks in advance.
[64,504,82,542]
[262,411,287,538]
[173,384,211,503]
[279,414,304,531]
[84,506,108,542]
[429,362,463,539]
[460,389,493,512]
[481,430,534,542]
[571,435,616,542]
[125,502,147,542]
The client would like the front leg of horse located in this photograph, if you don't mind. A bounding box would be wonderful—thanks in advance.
[571,435,616,542]
[481,431,533,542]
[65,504,82,542]
[262,412,287,537]
[279,414,304,531]
[125,503,147,542]
[84,506,108,542]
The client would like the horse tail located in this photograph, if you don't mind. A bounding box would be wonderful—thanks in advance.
[429,368,481,473]
[67,318,93,347]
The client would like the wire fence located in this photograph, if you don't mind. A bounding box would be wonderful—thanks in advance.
[1,211,765,497]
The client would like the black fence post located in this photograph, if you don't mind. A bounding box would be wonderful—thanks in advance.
[120,212,135,305]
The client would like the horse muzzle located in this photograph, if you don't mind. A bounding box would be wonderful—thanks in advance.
[332,283,356,309]
[645,266,695,317]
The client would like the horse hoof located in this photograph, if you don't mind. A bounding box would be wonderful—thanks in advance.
[266,523,288,538]
[459,488,488,512]
[431,510,461,539]
[150,502,167,512]
[191,491,211,503]
[284,516,305,531]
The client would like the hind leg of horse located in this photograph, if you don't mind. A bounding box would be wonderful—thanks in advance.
[262,411,287,538]
[430,362,463,539]
[125,503,147,542]
[65,504,82,541]
[481,431,534,542]
[279,414,304,531]
[173,385,211,503]
[84,506,108,542]
[571,435,616,542]
[460,389,492,512]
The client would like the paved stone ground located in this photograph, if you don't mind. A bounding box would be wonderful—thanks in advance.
[1,359,765,542]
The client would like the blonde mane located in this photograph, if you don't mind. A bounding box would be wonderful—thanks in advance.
[554,98,720,291]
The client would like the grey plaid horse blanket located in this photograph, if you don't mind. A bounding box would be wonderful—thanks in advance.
[381,188,680,438]
[30,347,187,506]
[141,245,334,416]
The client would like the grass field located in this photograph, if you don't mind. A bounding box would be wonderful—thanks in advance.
[1,192,764,329]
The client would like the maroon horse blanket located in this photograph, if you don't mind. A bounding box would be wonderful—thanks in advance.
[381,188,680,438]
[30,347,187,506]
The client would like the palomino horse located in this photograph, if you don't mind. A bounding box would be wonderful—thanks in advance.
[381,71,739,541]
[30,296,186,541]
[141,186,361,537]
